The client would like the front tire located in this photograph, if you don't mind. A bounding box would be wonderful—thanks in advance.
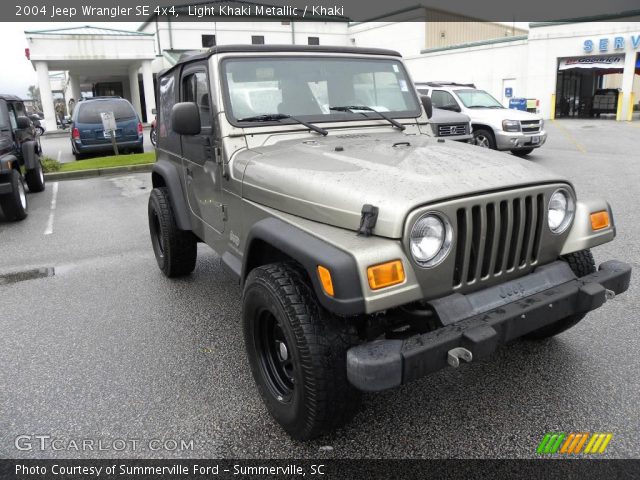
[150,128,157,147]
[511,148,534,157]
[148,187,197,277]
[243,263,361,440]
[0,169,28,221]
[525,250,596,340]
[473,128,496,149]
[25,156,46,193]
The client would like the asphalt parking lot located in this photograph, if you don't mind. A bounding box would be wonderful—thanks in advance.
[1,119,638,459]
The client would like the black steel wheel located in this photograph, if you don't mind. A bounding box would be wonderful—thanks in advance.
[243,262,361,440]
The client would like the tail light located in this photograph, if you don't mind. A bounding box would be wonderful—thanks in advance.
[72,128,80,139]
[137,122,143,135]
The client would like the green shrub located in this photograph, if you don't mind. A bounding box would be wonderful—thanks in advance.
[41,157,62,173]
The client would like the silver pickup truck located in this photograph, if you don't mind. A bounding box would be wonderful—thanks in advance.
[147,45,630,440]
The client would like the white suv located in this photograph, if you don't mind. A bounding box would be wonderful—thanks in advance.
[416,82,547,157]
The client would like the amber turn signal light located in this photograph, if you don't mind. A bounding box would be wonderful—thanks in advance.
[367,260,405,290]
[317,265,334,297]
[590,211,610,231]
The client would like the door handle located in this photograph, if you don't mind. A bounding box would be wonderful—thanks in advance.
[185,166,193,181]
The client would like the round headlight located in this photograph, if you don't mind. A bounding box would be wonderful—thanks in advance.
[410,213,452,267]
[548,188,575,233]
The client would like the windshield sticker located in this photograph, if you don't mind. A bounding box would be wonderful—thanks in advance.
[399,79,408,92]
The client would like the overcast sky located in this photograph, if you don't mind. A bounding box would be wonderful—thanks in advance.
[1,20,529,98]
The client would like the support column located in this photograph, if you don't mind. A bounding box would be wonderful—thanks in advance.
[620,52,636,121]
[35,61,57,131]
[141,60,156,123]
[69,74,81,102]
[128,64,142,120]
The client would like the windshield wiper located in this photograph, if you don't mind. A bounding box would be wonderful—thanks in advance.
[236,113,327,136]
[329,105,406,131]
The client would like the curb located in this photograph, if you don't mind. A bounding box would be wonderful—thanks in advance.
[44,163,153,181]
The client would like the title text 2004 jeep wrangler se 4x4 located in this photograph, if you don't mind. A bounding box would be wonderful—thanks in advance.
[148,46,631,440]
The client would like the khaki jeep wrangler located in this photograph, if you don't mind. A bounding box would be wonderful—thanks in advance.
[147,45,631,440]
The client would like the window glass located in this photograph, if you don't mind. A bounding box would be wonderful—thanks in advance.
[308,37,320,45]
[183,71,211,128]
[251,36,265,45]
[223,57,420,122]
[158,71,180,152]
[455,89,503,108]
[77,100,136,123]
[0,101,10,131]
[431,90,459,111]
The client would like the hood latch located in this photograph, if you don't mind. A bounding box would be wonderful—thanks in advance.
[358,204,379,237]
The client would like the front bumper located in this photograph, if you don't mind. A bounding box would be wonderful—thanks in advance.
[495,129,547,150]
[347,259,631,392]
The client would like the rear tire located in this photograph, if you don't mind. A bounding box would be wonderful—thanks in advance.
[25,156,46,193]
[243,262,361,440]
[525,250,596,340]
[0,169,28,221]
[148,187,197,277]
[473,128,496,149]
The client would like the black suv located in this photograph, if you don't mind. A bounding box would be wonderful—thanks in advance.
[0,95,45,221]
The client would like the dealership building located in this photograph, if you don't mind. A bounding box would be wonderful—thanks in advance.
[23,5,640,130]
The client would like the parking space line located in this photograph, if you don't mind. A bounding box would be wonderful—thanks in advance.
[44,182,59,236]
[551,120,586,153]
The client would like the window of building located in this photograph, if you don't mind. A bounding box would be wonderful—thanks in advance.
[281,21,290,25]
[202,34,216,48]
[251,36,265,45]
[308,37,320,45]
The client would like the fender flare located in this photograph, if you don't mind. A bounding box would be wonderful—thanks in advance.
[151,159,192,231]
[243,218,366,316]
[21,141,39,170]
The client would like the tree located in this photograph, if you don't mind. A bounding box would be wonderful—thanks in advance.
[27,85,42,111]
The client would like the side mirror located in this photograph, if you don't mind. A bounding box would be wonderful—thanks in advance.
[16,116,32,129]
[420,95,433,119]
[171,103,200,136]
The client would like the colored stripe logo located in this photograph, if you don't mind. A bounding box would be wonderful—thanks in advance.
[537,432,612,454]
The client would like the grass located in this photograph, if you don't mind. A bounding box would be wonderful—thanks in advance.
[58,152,156,172]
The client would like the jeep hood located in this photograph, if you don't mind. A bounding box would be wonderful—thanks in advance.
[239,132,565,238]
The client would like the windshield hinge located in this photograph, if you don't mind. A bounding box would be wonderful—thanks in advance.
[357,204,379,237]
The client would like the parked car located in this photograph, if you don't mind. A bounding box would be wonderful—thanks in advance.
[150,115,157,147]
[416,87,472,142]
[0,94,46,221]
[148,45,630,440]
[70,96,143,159]
[416,82,547,157]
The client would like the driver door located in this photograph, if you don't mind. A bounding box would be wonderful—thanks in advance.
[179,63,225,234]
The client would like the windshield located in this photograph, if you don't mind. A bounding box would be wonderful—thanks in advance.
[455,89,503,108]
[222,56,421,124]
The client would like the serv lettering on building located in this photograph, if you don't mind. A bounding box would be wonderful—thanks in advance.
[583,34,640,52]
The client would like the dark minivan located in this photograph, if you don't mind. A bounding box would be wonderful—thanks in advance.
[70,97,143,159]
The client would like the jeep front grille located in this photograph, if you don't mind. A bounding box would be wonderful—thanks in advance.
[452,194,545,288]
[437,123,468,137]
[520,120,541,133]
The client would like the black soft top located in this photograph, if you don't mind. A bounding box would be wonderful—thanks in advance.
[159,44,402,77]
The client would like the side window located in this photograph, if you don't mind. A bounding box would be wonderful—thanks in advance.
[0,100,10,131]
[157,70,181,153]
[431,90,459,110]
[182,71,211,129]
